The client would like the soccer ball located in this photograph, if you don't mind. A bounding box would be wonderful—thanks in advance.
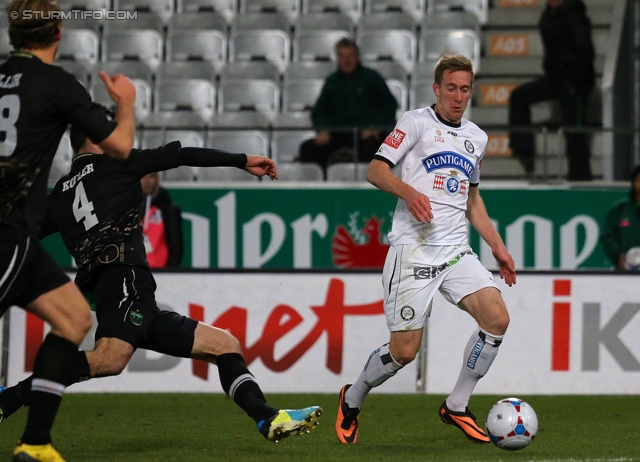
[624,247,640,270]
[485,398,538,450]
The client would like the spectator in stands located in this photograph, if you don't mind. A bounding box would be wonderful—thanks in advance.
[140,172,184,268]
[600,164,640,270]
[508,0,595,180]
[298,37,398,178]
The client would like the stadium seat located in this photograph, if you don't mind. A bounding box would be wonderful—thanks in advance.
[103,12,165,32]
[208,112,273,129]
[277,163,324,181]
[218,79,280,117]
[206,130,269,157]
[167,11,228,32]
[293,30,352,62]
[386,78,408,117]
[92,78,153,122]
[301,0,362,21]
[143,112,208,128]
[282,79,324,113]
[240,0,299,17]
[229,30,291,72]
[63,18,102,33]
[59,62,94,88]
[366,61,408,83]
[357,11,415,32]
[271,130,315,162]
[56,0,111,10]
[56,29,100,63]
[102,30,163,67]
[142,129,205,149]
[427,0,488,24]
[294,12,354,33]
[357,30,416,72]
[326,162,369,181]
[166,30,227,68]
[284,62,334,81]
[365,0,425,19]
[220,62,281,82]
[409,79,436,110]
[49,132,73,187]
[98,61,155,83]
[161,166,199,181]
[272,112,312,128]
[421,11,480,35]
[231,11,290,31]
[155,79,216,121]
[114,0,173,19]
[157,62,217,81]
[418,29,480,72]
[177,0,236,20]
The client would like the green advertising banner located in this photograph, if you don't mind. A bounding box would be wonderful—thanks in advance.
[42,186,629,270]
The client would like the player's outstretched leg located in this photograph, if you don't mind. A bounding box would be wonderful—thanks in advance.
[258,406,323,443]
[13,443,65,462]
[335,384,360,444]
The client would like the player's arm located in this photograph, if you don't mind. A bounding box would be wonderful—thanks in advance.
[466,186,516,286]
[96,72,136,159]
[368,159,432,223]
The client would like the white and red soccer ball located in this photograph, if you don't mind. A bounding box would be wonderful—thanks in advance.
[485,398,538,450]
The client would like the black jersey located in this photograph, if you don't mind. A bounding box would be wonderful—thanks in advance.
[40,141,247,288]
[0,53,116,238]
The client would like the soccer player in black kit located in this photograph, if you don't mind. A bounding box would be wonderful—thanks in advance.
[0,0,136,460]
[0,104,323,444]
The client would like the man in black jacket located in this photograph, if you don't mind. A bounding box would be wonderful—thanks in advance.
[508,0,595,180]
[140,172,184,268]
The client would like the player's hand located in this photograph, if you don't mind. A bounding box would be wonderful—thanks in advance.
[404,188,433,223]
[245,155,278,180]
[315,131,331,145]
[493,246,516,287]
[99,72,136,106]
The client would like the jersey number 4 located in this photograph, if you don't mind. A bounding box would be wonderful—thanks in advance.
[73,181,99,231]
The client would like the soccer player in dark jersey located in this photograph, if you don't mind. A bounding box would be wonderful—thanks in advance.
[0,104,323,443]
[0,0,136,460]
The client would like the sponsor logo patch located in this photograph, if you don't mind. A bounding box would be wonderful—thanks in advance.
[466,337,485,370]
[384,128,406,149]
[422,151,474,178]
[400,306,415,321]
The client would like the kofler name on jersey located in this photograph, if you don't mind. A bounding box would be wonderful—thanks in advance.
[62,163,95,191]
[422,151,474,179]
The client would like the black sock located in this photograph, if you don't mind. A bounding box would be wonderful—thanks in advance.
[216,353,277,423]
[1,350,89,424]
[20,334,82,445]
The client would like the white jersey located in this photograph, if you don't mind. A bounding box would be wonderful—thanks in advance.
[376,106,488,246]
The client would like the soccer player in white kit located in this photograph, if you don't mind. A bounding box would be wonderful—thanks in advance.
[335,54,517,445]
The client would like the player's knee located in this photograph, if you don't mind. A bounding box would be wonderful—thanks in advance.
[392,345,418,365]
[491,310,510,335]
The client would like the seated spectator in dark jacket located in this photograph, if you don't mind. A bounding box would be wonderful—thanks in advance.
[299,37,398,177]
[600,164,640,270]
[140,172,184,268]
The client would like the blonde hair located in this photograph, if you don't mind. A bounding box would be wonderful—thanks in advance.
[434,54,475,86]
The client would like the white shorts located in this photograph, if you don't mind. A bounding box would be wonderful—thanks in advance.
[382,243,499,332]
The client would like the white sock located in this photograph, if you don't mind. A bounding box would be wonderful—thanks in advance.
[446,327,503,412]
[345,343,403,409]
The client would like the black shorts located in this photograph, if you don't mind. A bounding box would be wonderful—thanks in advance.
[90,264,197,357]
[0,226,71,317]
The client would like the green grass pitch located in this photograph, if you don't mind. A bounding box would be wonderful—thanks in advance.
[1,394,638,461]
